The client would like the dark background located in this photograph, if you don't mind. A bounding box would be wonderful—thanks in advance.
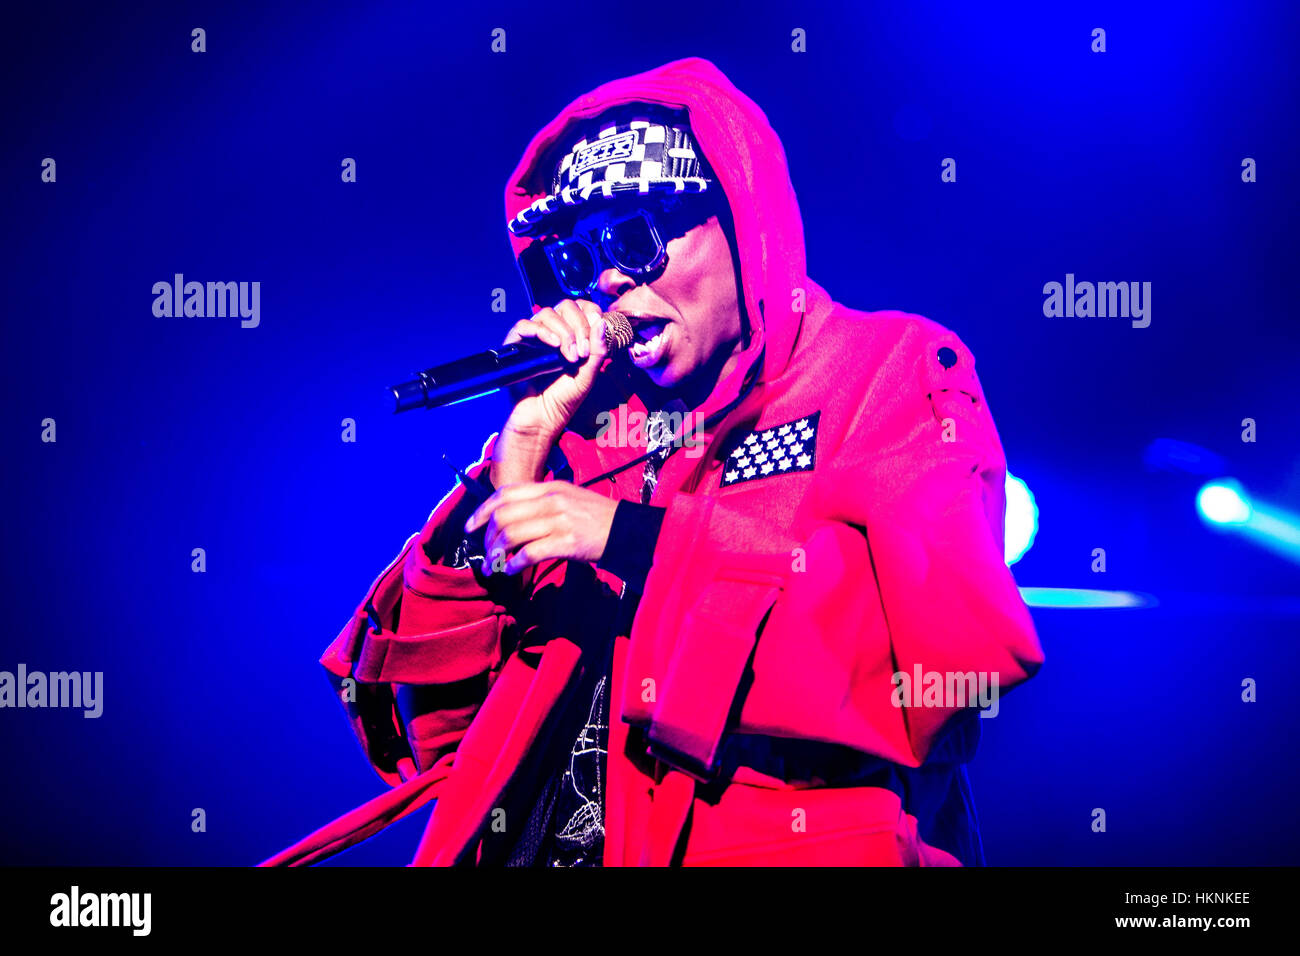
[1,0,1296,865]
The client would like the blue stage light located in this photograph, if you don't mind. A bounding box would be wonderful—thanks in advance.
[1197,480,1252,525]
[1019,587,1158,609]
[1197,478,1300,565]
[1004,471,1038,566]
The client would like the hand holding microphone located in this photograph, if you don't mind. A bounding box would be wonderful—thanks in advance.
[388,301,634,565]
[499,301,625,436]
[388,303,633,418]
[475,300,626,571]
[490,300,623,486]
[383,300,631,485]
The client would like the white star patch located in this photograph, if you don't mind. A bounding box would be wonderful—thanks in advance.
[719,411,821,487]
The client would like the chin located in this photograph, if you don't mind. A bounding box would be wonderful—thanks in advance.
[646,360,686,391]
[630,347,698,395]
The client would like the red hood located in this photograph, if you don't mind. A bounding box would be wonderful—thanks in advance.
[504,57,810,419]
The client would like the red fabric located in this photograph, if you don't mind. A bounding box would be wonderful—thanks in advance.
[261,57,1044,868]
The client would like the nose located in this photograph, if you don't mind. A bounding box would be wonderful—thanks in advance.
[595,265,637,301]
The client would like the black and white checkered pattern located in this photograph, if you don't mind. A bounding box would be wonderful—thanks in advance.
[509,119,716,237]
[719,412,821,488]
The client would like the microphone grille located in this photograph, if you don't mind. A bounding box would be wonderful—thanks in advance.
[601,310,635,351]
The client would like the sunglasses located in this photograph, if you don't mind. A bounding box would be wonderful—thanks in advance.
[517,195,716,306]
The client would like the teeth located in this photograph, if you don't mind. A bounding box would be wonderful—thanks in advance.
[634,320,666,342]
[631,331,663,353]
[629,325,668,367]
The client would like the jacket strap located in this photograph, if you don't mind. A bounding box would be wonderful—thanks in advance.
[257,754,453,867]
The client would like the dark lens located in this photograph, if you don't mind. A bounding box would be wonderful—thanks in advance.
[605,213,662,271]
[518,241,565,308]
[547,239,597,295]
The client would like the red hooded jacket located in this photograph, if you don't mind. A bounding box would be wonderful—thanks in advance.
[262,57,1044,867]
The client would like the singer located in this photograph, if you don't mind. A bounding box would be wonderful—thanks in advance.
[266,57,1044,867]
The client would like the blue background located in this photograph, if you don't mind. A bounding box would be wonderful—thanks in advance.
[2,0,1297,865]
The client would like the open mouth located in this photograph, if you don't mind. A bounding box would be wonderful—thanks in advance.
[627,317,671,368]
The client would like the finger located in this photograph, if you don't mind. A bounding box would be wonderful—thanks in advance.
[504,317,563,351]
[494,492,561,526]
[483,496,558,552]
[574,300,608,361]
[464,481,563,532]
[553,300,594,360]
[530,307,580,363]
[519,311,573,358]
[486,516,556,564]
[503,537,569,575]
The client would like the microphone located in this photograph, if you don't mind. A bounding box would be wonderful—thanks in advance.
[388,310,635,413]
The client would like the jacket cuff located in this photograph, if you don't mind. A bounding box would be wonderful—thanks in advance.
[598,501,667,594]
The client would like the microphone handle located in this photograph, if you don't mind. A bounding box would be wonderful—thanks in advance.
[389,340,567,412]
[389,311,631,413]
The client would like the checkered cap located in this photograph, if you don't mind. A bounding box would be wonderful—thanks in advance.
[508,114,717,237]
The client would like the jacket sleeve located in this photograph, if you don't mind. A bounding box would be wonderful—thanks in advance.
[596,501,668,594]
[620,321,1045,780]
[320,432,542,787]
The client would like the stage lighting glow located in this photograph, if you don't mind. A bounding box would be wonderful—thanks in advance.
[1142,438,1226,476]
[1195,478,1300,565]
[1197,480,1252,525]
[1004,472,1038,566]
[1018,587,1157,609]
